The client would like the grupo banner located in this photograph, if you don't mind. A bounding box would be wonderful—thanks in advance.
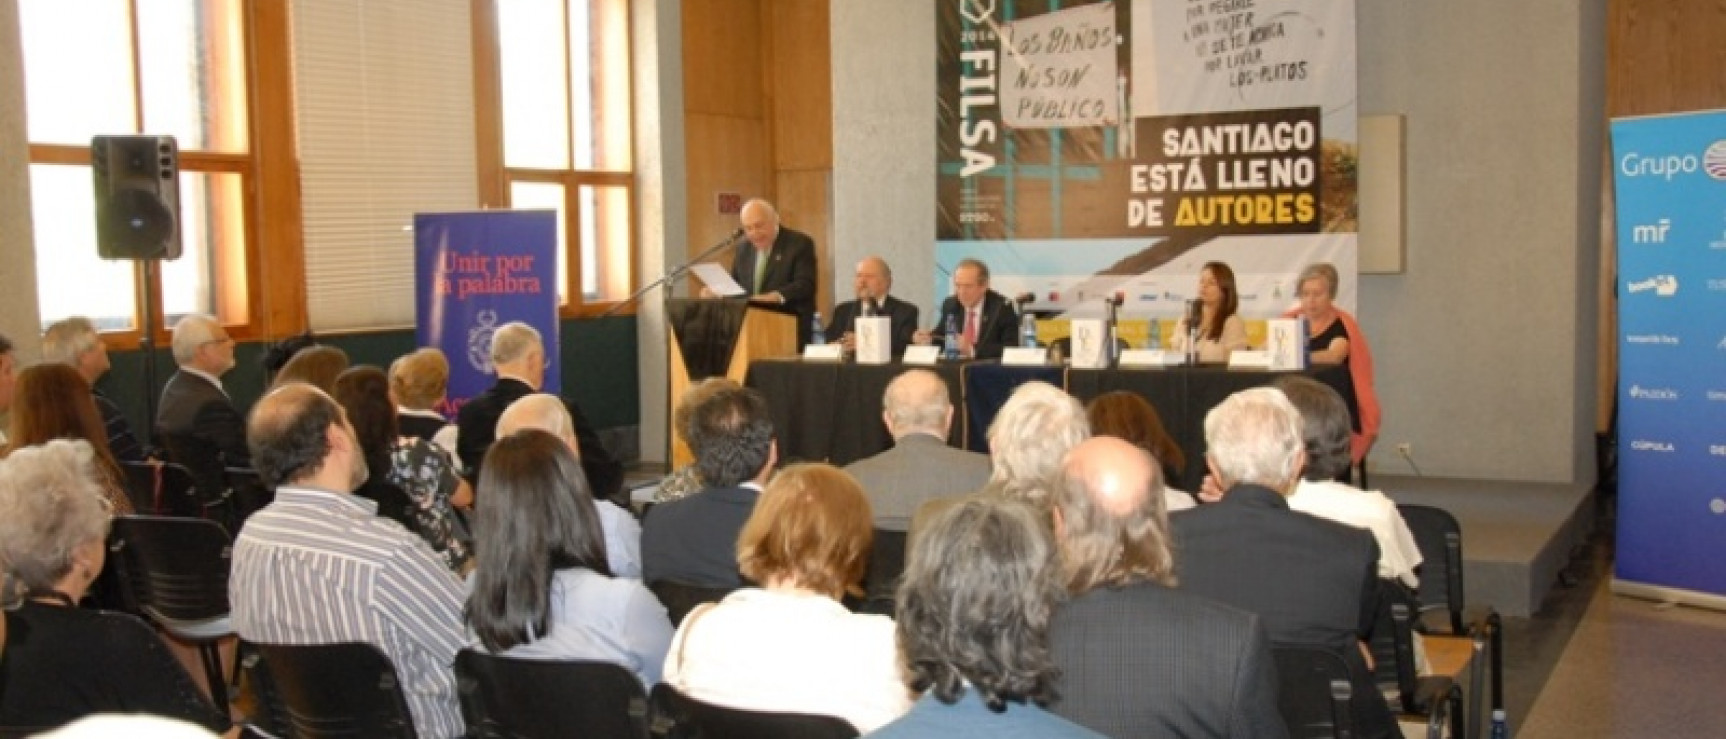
[1610,110,1726,606]
[414,210,561,417]
[935,0,1358,321]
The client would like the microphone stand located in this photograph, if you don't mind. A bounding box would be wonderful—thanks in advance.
[601,229,743,318]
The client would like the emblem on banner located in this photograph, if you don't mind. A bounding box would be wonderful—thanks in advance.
[468,310,499,374]
[959,0,995,24]
[1704,140,1726,180]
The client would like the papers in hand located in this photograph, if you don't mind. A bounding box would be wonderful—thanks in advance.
[690,263,745,297]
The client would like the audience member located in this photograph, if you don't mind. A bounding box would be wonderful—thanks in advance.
[333,367,474,574]
[455,322,623,503]
[913,257,1019,359]
[258,330,318,386]
[912,380,1088,534]
[232,383,466,738]
[1275,376,1421,587]
[653,377,739,505]
[1084,390,1195,511]
[827,256,919,356]
[42,316,148,461]
[5,363,133,513]
[389,347,461,462]
[269,345,349,393]
[844,369,988,530]
[467,429,671,685]
[1048,436,1285,737]
[1170,261,1249,363]
[664,463,909,732]
[495,393,641,579]
[0,440,234,736]
[1170,387,1393,738]
[870,498,1099,738]
[641,385,775,588]
[157,314,249,509]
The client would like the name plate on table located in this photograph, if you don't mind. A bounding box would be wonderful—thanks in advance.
[902,345,940,365]
[1002,347,1049,366]
[802,344,844,361]
[854,316,892,365]
[1227,350,1271,369]
[1119,349,1176,368]
[1069,319,1111,369]
[1265,318,1308,371]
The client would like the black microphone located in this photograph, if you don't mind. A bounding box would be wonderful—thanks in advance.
[1185,298,1203,328]
[1014,292,1036,306]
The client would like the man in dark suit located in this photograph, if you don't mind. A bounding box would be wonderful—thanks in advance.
[156,314,250,507]
[827,256,919,358]
[727,198,818,348]
[913,257,1018,359]
[641,384,776,588]
[1171,387,1394,739]
[454,321,623,504]
[1048,435,1286,738]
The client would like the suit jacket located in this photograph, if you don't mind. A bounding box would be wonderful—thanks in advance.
[1050,582,1287,739]
[640,484,760,588]
[156,370,250,505]
[454,378,625,504]
[728,226,818,347]
[931,290,1019,360]
[1171,484,1393,738]
[828,295,919,358]
[843,433,989,531]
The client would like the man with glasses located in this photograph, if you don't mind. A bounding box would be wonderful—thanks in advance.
[157,314,250,513]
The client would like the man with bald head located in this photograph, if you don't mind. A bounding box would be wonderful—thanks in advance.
[495,393,642,578]
[157,313,250,510]
[232,384,466,738]
[843,369,989,531]
[725,198,818,347]
[1047,436,1285,738]
[827,256,919,357]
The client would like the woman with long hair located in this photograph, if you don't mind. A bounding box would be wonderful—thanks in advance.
[4,363,132,514]
[1084,391,1195,511]
[466,429,671,685]
[1170,261,1249,363]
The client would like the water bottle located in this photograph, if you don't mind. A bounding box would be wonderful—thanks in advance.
[860,294,876,317]
[1148,318,1161,350]
[942,314,960,361]
[1020,313,1038,349]
[1489,709,1508,739]
[811,312,826,346]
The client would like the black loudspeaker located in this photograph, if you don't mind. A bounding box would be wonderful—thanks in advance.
[91,134,181,260]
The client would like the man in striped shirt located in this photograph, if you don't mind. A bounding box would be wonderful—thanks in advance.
[232,383,467,738]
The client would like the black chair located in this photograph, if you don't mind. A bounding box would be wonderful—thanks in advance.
[1367,580,1464,739]
[225,466,276,527]
[859,528,908,616]
[106,515,236,712]
[455,650,649,739]
[241,641,292,738]
[1398,503,1502,733]
[253,642,418,738]
[647,581,736,627]
[1272,646,1357,739]
[647,683,858,739]
[121,460,202,517]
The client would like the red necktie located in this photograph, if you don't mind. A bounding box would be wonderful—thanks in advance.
[964,309,978,345]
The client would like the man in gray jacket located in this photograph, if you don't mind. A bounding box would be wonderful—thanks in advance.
[844,369,989,531]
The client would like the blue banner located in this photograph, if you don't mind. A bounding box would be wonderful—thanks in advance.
[414,211,560,419]
[1610,110,1726,601]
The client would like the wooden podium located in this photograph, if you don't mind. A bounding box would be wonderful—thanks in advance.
[667,298,798,466]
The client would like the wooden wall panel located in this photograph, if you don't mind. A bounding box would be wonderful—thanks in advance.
[1607,0,1726,117]
[682,0,765,118]
[767,0,832,170]
[775,169,832,315]
[684,112,770,256]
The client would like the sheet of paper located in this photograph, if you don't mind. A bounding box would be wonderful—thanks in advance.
[690,263,745,297]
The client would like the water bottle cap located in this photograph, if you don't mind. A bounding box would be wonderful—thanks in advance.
[1491,709,1506,719]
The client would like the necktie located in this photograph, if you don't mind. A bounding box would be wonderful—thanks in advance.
[964,308,978,345]
[753,247,769,293]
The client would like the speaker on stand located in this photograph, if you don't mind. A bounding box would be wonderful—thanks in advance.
[92,134,182,445]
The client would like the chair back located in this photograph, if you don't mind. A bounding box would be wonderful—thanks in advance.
[1397,504,1467,632]
[106,515,232,624]
[254,642,418,738]
[455,650,648,739]
[225,466,276,527]
[121,460,202,517]
[860,528,908,615]
[1271,646,1356,739]
[647,581,736,627]
[647,683,857,739]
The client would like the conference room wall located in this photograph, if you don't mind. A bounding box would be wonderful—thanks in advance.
[0,0,43,357]
[831,0,1606,485]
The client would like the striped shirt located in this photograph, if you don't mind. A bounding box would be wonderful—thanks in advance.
[231,486,467,738]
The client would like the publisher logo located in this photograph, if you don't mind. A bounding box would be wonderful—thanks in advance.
[1625,334,1680,346]
[1628,385,1680,401]
[1631,439,1676,453]
[1707,140,1726,180]
[1708,390,1726,402]
[1711,445,1726,457]
[1631,218,1672,244]
[1627,275,1679,296]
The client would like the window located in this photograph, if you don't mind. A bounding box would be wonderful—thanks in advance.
[19,0,301,344]
[474,0,636,314]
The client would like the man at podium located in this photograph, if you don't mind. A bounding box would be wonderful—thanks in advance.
[727,198,817,348]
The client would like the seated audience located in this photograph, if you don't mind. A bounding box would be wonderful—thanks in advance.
[642,384,776,588]
[1289,262,1381,467]
[4,363,133,513]
[496,393,641,579]
[653,377,738,505]
[269,345,350,393]
[844,369,988,531]
[42,316,148,462]
[389,347,461,463]
[258,330,319,386]
[913,380,1088,532]
[1170,387,1393,738]
[664,463,909,732]
[1085,390,1196,511]
[1275,376,1421,587]
[1169,261,1250,363]
[0,439,234,736]
[467,430,671,685]
[232,383,467,739]
[1048,437,1285,737]
[157,314,248,511]
[332,367,473,573]
[871,498,1099,738]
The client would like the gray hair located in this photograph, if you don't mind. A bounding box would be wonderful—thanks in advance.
[1273,376,1353,481]
[496,393,576,453]
[1298,263,1339,299]
[1054,439,1175,592]
[742,198,780,223]
[490,322,543,366]
[987,381,1090,506]
[41,317,100,366]
[883,369,950,438]
[0,439,112,592]
[1203,387,1305,490]
[170,314,223,365]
